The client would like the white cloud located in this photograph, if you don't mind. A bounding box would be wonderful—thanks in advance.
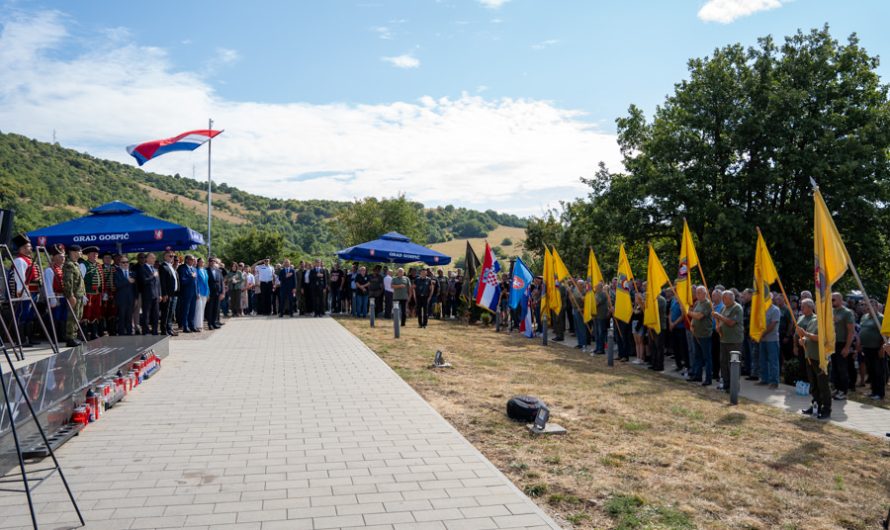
[371,26,392,39]
[697,0,785,23]
[478,0,509,9]
[531,39,559,50]
[0,11,621,216]
[381,53,420,69]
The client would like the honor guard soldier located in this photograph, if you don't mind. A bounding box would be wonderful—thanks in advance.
[81,246,103,340]
[100,251,117,335]
[62,245,86,347]
[8,234,42,346]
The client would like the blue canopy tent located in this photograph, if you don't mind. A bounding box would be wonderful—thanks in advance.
[27,201,205,253]
[336,232,451,266]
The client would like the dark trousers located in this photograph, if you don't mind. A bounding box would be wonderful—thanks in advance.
[417,295,429,327]
[373,294,383,316]
[395,299,407,326]
[229,289,242,316]
[595,318,609,353]
[720,342,742,386]
[831,345,849,393]
[279,289,294,316]
[312,288,325,316]
[807,358,832,414]
[651,330,666,370]
[117,299,134,335]
[553,309,566,339]
[206,292,221,327]
[331,288,342,314]
[160,295,177,333]
[864,347,886,398]
[384,291,393,318]
[141,297,159,335]
[671,327,689,368]
[260,282,273,314]
[616,320,632,359]
[179,293,196,331]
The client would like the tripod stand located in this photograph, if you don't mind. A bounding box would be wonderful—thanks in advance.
[0,339,83,529]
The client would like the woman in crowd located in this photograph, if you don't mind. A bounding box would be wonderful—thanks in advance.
[631,292,645,364]
[194,258,209,332]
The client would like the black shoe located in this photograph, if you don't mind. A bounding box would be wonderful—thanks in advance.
[553,337,564,342]
[745,376,759,381]
[574,345,583,349]
[701,381,712,387]
[801,406,815,415]
[66,339,81,347]
[817,410,831,420]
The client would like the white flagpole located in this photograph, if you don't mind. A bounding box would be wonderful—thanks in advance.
[207,118,213,258]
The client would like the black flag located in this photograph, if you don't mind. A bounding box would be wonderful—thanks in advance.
[461,241,481,302]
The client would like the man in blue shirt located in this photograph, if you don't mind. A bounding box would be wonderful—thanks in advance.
[669,292,688,373]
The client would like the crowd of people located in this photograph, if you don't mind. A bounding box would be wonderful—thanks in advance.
[3,234,887,418]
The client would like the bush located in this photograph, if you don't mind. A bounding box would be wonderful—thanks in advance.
[480,313,492,327]
[501,237,513,246]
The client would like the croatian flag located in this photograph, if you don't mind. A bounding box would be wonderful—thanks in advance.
[126,129,222,166]
[474,242,501,312]
[510,257,535,338]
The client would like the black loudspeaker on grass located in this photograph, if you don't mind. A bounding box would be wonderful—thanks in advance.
[0,209,13,247]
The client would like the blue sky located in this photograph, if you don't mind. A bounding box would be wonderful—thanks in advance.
[2,0,889,214]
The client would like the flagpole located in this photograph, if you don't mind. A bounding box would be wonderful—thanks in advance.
[810,179,887,346]
[207,118,213,258]
[549,244,593,336]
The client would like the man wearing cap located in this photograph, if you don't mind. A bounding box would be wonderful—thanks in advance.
[43,244,68,342]
[62,245,85,347]
[254,258,274,315]
[100,252,117,336]
[9,234,42,346]
[80,246,103,340]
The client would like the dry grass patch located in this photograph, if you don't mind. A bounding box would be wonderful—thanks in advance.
[138,183,248,224]
[429,225,526,262]
[339,317,890,530]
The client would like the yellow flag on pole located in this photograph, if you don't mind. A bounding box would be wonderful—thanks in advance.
[814,186,851,371]
[551,246,571,282]
[643,245,670,331]
[881,282,890,336]
[543,247,561,321]
[583,249,604,322]
[614,244,634,323]
[750,230,780,341]
[676,220,699,313]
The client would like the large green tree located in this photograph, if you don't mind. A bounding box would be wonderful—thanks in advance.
[549,26,890,292]
[335,194,428,247]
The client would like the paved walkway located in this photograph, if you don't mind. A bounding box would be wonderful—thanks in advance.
[0,318,560,530]
[550,338,890,438]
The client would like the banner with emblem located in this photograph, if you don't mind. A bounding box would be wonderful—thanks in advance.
[676,219,699,313]
[813,186,850,371]
[510,257,535,338]
[474,241,502,313]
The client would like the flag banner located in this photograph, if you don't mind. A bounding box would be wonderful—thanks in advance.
[643,245,670,331]
[614,244,634,323]
[750,231,780,341]
[474,242,502,312]
[127,129,222,166]
[814,187,851,371]
[882,282,890,336]
[583,248,603,322]
[461,241,481,302]
[676,219,699,313]
[510,257,535,338]
[543,246,561,322]
[552,247,571,281]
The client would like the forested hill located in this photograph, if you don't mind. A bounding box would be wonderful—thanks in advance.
[0,132,525,257]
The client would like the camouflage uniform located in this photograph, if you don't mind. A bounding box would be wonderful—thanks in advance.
[62,257,85,341]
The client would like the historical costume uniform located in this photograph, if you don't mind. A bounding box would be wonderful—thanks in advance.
[81,246,103,340]
[8,234,42,346]
[42,244,68,341]
[62,245,86,347]
[100,252,117,335]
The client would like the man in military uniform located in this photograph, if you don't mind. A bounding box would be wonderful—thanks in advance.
[81,246,103,340]
[100,252,117,336]
[62,245,85,347]
[8,234,42,346]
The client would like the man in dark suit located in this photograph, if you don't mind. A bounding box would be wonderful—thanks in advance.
[206,258,224,329]
[114,256,136,335]
[159,251,179,336]
[310,259,329,317]
[139,253,161,335]
[177,254,198,333]
[278,259,297,317]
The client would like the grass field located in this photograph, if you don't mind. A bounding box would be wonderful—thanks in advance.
[429,225,526,263]
[338,317,890,530]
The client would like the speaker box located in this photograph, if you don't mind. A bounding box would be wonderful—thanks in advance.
[0,209,13,247]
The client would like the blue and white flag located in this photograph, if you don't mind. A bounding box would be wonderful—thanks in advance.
[510,257,535,338]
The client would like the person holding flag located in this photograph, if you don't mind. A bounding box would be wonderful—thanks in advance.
[474,242,502,315]
[643,245,671,372]
[857,285,885,401]
[542,247,563,341]
[749,230,784,388]
[510,257,536,338]
[614,244,635,360]
[676,219,700,314]
[584,249,610,355]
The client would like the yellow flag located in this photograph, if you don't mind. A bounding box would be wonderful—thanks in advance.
[676,219,699,312]
[643,245,670,331]
[583,249,604,322]
[614,244,634,323]
[551,246,571,281]
[750,231,780,341]
[543,247,561,321]
[814,187,851,371]
[881,282,890,336]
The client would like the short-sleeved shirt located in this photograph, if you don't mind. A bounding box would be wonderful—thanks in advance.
[595,291,609,319]
[833,306,855,344]
[369,273,383,296]
[858,313,884,349]
[720,302,744,343]
[353,274,368,293]
[691,300,713,338]
[391,276,411,301]
[414,277,432,297]
[799,314,819,360]
[669,298,686,329]
[657,295,667,330]
[761,304,781,342]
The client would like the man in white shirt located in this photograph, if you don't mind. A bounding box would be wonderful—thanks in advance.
[43,245,67,340]
[10,234,42,346]
[383,267,394,319]
[254,258,274,315]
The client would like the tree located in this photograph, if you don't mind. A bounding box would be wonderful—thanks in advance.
[335,194,428,247]
[559,26,890,291]
[222,228,287,264]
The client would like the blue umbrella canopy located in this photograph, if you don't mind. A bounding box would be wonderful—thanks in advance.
[27,201,205,253]
[337,231,452,265]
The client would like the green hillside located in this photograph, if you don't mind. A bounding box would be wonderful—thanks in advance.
[0,131,524,258]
